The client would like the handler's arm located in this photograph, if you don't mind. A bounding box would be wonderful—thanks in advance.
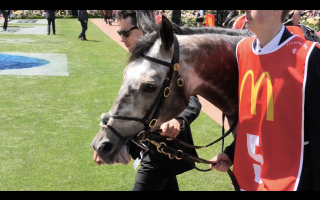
[177,95,202,125]
[209,140,235,172]
[160,95,201,139]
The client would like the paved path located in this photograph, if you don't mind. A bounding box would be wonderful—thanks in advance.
[90,19,228,128]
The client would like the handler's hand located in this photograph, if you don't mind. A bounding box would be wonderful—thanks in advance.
[209,152,232,172]
[159,118,182,140]
[93,150,105,166]
[84,20,87,23]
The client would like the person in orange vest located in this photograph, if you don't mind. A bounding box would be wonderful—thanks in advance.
[232,14,246,29]
[210,10,320,191]
[283,11,320,43]
[156,10,166,24]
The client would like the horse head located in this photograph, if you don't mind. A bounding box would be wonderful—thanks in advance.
[92,16,188,165]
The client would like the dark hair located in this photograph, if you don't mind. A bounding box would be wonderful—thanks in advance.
[282,10,291,22]
[116,10,137,26]
[287,11,295,20]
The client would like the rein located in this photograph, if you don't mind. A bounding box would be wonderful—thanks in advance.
[100,34,240,191]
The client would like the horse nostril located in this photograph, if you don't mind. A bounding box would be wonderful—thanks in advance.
[100,142,113,154]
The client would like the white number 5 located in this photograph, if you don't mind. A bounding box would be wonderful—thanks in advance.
[247,134,263,184]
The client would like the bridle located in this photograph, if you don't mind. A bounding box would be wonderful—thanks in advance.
[99,34,241,191]
[100,34,188,148]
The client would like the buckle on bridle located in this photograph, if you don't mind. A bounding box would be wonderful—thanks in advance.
[156,142,168,155]
[149,119,157,127]
[164,87,170,97]
[175,150,183,160]
[177,78,184,87]
[146,139,167,154]
[136,131,146,141]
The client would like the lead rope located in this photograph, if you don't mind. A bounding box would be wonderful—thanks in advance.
[222,113,240,191]
[145,113,241,191]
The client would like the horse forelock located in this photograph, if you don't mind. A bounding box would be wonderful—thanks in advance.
[128,31,160,63]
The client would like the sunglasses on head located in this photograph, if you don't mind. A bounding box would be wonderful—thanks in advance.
[117,26,138,38]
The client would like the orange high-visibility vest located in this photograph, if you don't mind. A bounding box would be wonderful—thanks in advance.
[286,26,306,39]
[232,14,246,30]
[157,15,162,24]
[235,35,316,191]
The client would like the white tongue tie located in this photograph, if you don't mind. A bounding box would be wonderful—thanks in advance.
[117,145,131,165]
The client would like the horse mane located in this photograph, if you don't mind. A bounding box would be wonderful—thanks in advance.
[172,23,253,37]
[129,24,253,63]
[129,31,160,63]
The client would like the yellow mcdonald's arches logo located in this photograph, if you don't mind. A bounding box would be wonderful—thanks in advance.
[239,70,274,121]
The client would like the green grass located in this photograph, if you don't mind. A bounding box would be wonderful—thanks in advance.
[0,19,234,191]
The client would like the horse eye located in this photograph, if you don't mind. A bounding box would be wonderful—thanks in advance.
[145,84,157,92]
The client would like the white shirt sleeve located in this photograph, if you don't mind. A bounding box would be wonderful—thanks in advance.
[199,10,204,17]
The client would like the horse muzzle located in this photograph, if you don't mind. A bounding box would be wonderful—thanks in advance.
[92,128,131,165]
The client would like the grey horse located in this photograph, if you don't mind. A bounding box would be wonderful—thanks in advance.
[92,11,252,165]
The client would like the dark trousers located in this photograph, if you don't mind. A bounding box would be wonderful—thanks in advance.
[297,145,320,191]
[2,12,8,30]
[79,21,87,39]
[47,18,55,34]
[131,155,179,191]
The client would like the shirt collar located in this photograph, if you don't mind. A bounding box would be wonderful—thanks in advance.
[254,25,285,52]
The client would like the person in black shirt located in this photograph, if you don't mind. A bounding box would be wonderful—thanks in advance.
[44,10,56,35]
[171,10,181,26]
[222,10,239,28]
[93,10,201,191]
[1,10,9,31]
[78,10,89,41]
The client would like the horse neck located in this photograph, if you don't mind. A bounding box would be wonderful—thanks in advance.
[177,34,243,116]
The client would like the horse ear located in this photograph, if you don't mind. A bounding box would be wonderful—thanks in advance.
[160,16,174,50]
[136,10,158,35]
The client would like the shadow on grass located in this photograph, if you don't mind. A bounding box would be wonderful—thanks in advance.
[85,40,101,42]
[49,34,66,36]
